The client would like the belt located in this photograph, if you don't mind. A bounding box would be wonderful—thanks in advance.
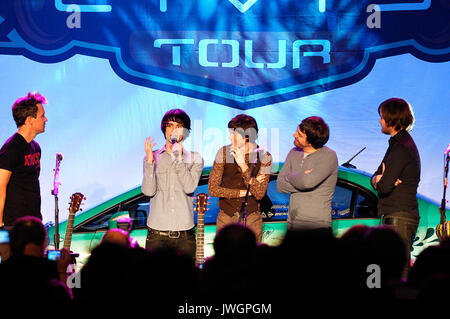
[148,227,194,239]
[383,215,419,224]
[224,210,259,218]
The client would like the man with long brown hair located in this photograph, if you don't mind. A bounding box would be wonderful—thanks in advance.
[371,97,421,278]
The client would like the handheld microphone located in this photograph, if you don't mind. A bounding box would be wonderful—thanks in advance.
[253,147,264,154]
[170,135,180,158]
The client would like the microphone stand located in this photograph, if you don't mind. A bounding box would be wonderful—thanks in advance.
[238,148,259,224]
[439,152,449,225]
[51,154,63,249]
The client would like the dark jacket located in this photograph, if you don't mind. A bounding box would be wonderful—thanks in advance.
[373,130,421,218]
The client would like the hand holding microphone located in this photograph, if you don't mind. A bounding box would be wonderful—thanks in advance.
[230,145,246,166]
[170,135,183,161]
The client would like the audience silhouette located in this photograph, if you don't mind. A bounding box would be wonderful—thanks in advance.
[0,217,72,301]
[1,220,450,302]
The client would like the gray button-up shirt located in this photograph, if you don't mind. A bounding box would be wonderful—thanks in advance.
[142,146,204,231]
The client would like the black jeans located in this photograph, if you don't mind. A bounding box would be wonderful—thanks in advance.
[145,227,196,260]
[383,213,419,279]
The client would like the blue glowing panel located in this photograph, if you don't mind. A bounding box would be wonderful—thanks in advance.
[0,1,449,109]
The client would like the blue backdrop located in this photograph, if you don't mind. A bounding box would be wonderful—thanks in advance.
[0,1,449,223]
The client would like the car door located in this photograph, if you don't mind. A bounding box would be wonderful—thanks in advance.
[331,179,381,235]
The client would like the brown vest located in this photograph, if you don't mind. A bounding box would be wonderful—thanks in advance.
[218,148,262,217]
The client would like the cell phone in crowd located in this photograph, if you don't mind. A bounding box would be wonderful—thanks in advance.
[0,230,10,264]
[46,249,62,261]
[0,230,9,244]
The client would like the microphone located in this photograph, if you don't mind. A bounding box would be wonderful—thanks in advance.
[445,144,450,156]
[231,146,264,157]
[52,153,63,196]
[170,135,180,158]
[250,147,265,165]
[253,147,264,154]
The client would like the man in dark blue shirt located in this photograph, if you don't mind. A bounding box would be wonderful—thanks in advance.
[371,97,421,278]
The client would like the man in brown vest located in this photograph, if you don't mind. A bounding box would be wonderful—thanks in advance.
[208,115,272,242]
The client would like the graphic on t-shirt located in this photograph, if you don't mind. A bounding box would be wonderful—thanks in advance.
[24,151,40,169]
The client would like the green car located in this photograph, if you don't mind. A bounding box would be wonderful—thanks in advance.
[47,164,442,269]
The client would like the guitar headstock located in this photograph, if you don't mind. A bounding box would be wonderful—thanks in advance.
[194,193,209,214]
[69,192,85,215]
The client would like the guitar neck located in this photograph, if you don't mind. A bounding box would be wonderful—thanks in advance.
[63,212,75,251]
[62,192,84,252]
[195,193,208,267]
[196,211,205,266]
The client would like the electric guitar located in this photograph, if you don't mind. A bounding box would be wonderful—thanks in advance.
[63,193,84,263]
[194,193,209,267]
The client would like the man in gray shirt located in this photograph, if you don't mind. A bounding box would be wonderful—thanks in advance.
[142,109,204,259]
[277,116,338,230]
